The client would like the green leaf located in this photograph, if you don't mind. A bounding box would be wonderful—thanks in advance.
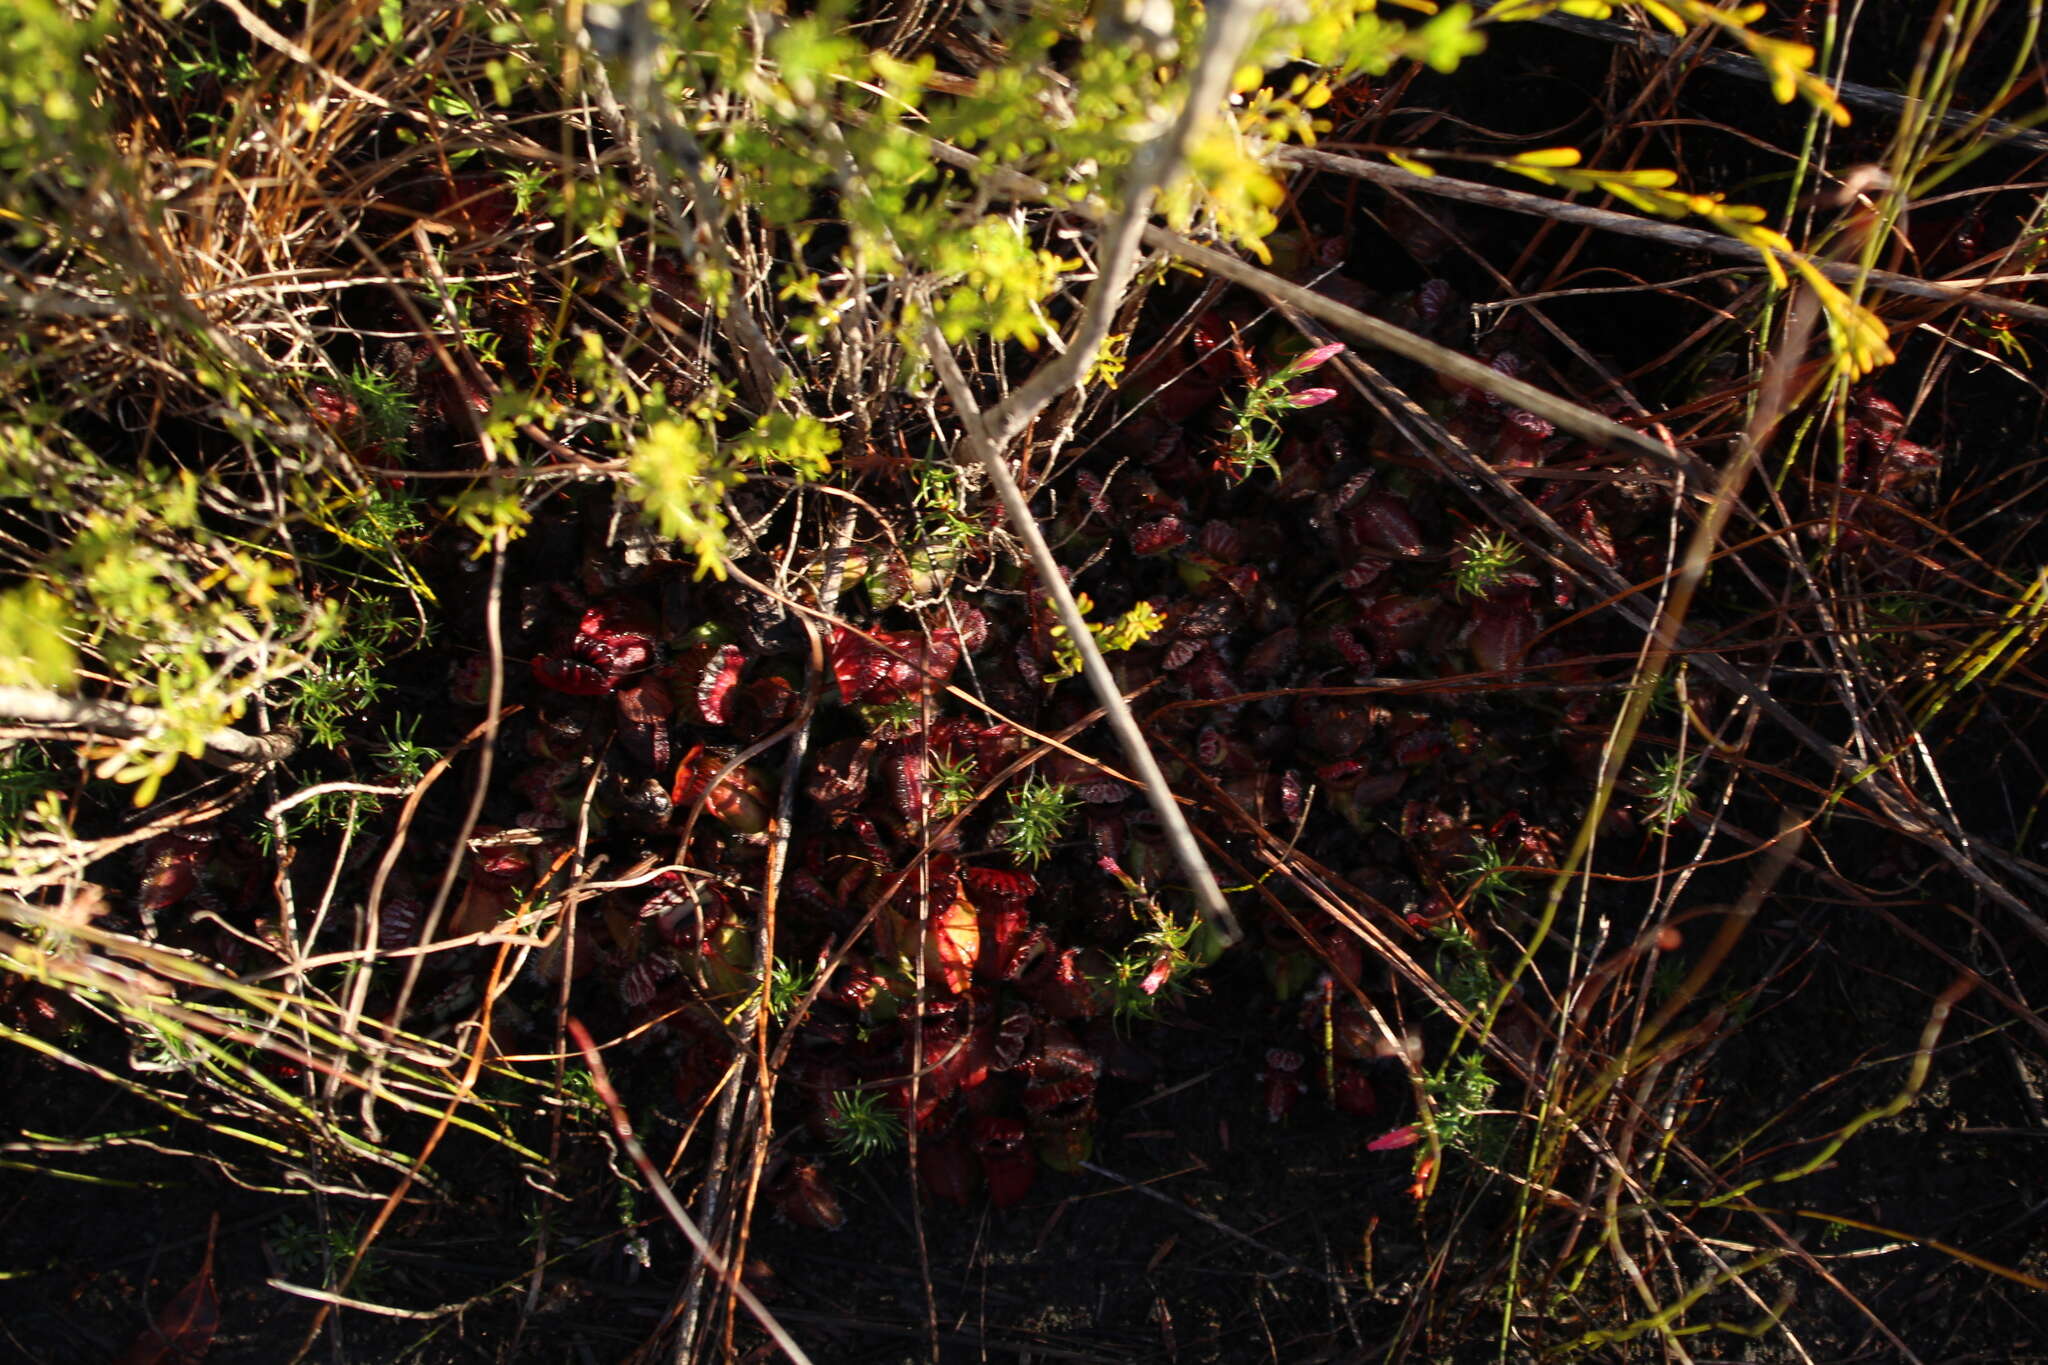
[1407,5,1485,73]
[626,418,743,579]
[439,481,532,557]
[729,412,840,480]
[0,584,76,689]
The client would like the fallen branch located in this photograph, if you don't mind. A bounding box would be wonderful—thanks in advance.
[0,686,297,770]
[1529,10,2048,156]
[926,321,1241,945]
[1273,146,2048,326]
[919,132,1692,466]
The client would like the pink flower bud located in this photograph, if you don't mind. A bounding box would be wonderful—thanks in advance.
[1278,341,1347,378]
[1285,386,1339,409]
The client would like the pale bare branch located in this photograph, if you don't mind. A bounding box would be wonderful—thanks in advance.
[926,322,1240,944]
[0,685,297,770]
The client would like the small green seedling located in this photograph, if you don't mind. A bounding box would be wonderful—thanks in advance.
[929,751,977,817]
[1637,752,1699,833]
[998,774,1079,865]
[1222,342,1344,482]
[1452,528,1524,598]
[826,1088,902,1162]
[1454,836,1519,910]
[768,956,820,1021]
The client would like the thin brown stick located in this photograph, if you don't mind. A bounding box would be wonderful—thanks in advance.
[287,943,512,1362]
[568,1018,815,1365]
[1273,146,2048,325]
[709,514,850,1359]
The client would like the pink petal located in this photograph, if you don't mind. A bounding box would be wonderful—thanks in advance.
[1279,342,1347,377]
[1367,1125,1421,1151]
[1285,386,1339,409]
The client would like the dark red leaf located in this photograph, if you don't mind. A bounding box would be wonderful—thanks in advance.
[943,602,989,652]
[1390,724,1445,767]
[531,656,612,695]
[771,1158,847,1231]
[1242,628,1298,679]
[1028,947,1109,1020]
[1347,492,1426,557]
[614,676,674,771]
[682,642,746,724]
[1340,557,1390,592]
[1072,779,1128,804]
[1198,520,1246,561]
[729,674,797,741]
[976,902,1045,984]
[1467,597,1538,674]
[963,866,1036,909]
[807,736,875,816]
[116,1215,217,1364]
[971,1115,1036,1208]
[1416,278,1454,329]
[920,1133,981,1207]
[672,747,775,834]
[1178,646,1239,700]
[138,829,212,914]
[1334,1063,1379,1116]
[828,626,962,706]
[1277,770,1306,823]
[1129,515,1189,556]
[882,744,929,823]
[1360,594,1437,663]
[1258,1049,1307,1123]
[1323,624,1374,673]
[306,384,360,433]
[992,1003,1035,1070]
[378,896,424,953]
[535,599,658,694]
